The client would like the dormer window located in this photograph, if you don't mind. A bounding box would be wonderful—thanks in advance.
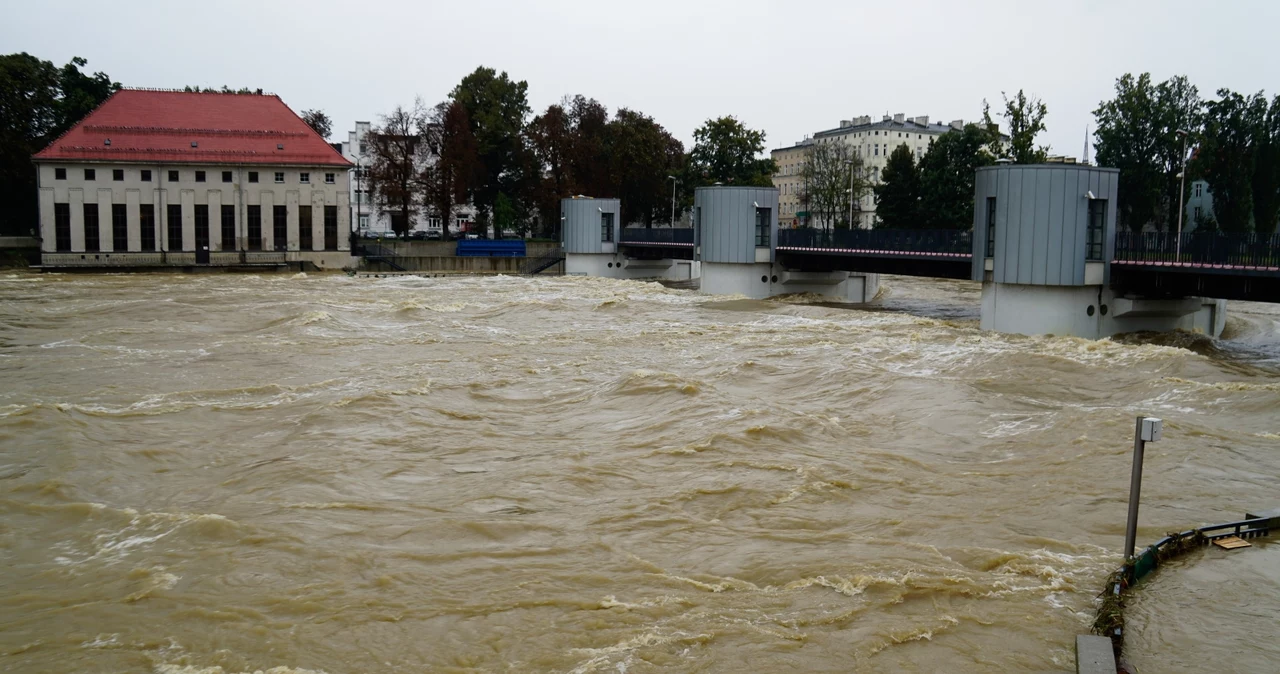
[104,138,111,146]
[191,141,198,148]
[277,144,284,150]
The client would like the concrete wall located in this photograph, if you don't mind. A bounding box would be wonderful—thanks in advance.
[700,261,777,298]
[36,162,351,255]
[695,186,778,264]
[565,253,696,281]
[563,198,621,254]
[981,282,1225,338]
[972,165,1119,285]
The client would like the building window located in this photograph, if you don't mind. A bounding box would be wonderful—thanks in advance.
[600,212,614,242]
[112,204,128,251]
[247,206,262,250]
[140,204,155,251]
[83,204,100,252]
[358,142,365,155]
[84,168,96,181]
[113,169,124,181]
[222,171,232,183]
[167,204,183,250]
[274,172,285,183]
[1194,206,1202,222]
[1194,183,1202,198]
[195,171,206,183]
[299,205,313,250]
[248,172,259,183]
[324,206,338,250]
[325,173,335,184]
[755,206,771,247]
[299,172,310,184]
[194,205,210,252]
[273,205,288,251]
[55,168,67,180]
[985,197,997,258]
[221,204,236,250]
[54,203,71,251]
[358,214,369,229]
[141,170,151,182]
[1086,198,1106,261]
[168,170,179,182]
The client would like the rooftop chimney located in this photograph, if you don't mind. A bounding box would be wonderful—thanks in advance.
[893,113,905,124]
[949,119,964,130]
[914,116,930,125]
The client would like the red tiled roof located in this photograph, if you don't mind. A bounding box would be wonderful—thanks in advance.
[33,89,352,167]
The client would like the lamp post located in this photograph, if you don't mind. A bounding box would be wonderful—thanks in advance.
[844,159,856,229]
[1175,129,1189,261]
[667,175,677,228]
[1124,416,1164,560]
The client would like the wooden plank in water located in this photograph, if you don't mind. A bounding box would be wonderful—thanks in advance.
[1213,536,1252,550]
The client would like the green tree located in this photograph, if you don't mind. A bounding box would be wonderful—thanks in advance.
[688,116,776,186]
[450,67,532,236]
[917,124,995,229]
[606,108,684,226]
[366,101,426,237]
[565,95,611,198]
[300,109,332,140]
[1251,95,1280,236]
[493,192,517,236]
[874,144,921,229]
[986,90,1048,164]
[799,141,866,230]
[1196,89,1268,232]
[1153,76,1203,230]
[1094,73,1166,232]
[0,53,119,235]
[422,100,480,242]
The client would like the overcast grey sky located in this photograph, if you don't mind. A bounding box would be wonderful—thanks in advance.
[5,0,1277,159]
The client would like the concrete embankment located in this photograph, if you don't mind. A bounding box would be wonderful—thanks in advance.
[0,237,41,268]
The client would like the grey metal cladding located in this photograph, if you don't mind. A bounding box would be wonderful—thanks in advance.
[974,164,1119,287]
[695,186,778,264]
[561,197,620,253]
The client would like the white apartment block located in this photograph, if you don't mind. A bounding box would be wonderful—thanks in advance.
[776,113,966,229]
[340,121,476,237]
[33,89,353,269]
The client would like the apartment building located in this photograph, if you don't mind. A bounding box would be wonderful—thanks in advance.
[811,114,962,228]
[771,138,813,228]
[33,89,353,268]
[339,122,476,237]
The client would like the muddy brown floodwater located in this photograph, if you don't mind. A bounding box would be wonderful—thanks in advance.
[1,272,1277,673]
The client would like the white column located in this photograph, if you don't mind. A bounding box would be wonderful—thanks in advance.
[97,189,113,252]
[69,188,85,252]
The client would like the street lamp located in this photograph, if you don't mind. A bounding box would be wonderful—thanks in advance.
[667,175,677,228]
[844,159,856,229]
[1175,129,1189,261]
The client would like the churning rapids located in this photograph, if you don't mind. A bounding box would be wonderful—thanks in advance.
[1,272,1277,674]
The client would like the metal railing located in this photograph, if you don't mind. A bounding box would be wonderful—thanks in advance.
[1114,231,1280,270]
[620,228,695,245]
[358,243,406,271]
[520,246,564,275]
[777,228,972,256]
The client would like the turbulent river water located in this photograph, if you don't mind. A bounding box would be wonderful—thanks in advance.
[1,272,1277,674]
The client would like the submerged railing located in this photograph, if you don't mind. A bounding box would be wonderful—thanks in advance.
[1114,231,1280,269]
[776,228,972,256]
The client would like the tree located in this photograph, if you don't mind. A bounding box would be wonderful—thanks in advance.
[986,90,1049,164]
[300,109,332,140]
[0,53,119,236]
[366,101,426,238]
[1153,76,1203,230]
[526,103,573,236]
[917,124,995,229]
[799,140,866,230]
[565,95,611,198]
[607,108,685,226]
[688,116,776,187]
[874,144,921,229]
[183,85,263,95]
[493,192,518,236]
[1094,73,1166,232]
[422,100,480,241]
[1252,95,1280,236]
[450,67,532,237]
[1195,89,1268,233]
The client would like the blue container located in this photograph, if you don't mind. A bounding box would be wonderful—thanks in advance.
[456,240,526,257]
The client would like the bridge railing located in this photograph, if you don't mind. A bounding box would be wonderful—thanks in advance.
[1114,231,1280,269]
[620,228,695,245]
[777,228,972,255]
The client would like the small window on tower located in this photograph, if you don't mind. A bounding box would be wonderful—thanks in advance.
[222,171,232,183]
[113,169,124,181]
[274,172,285,183]
[141,170,151,182]
[325,173,335,184]
[248,172,259,183]
[168,170,179,182]
[299,172,310,184]
[195,171,206,183]
[84,168,96,181]
[55,168,67,180]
